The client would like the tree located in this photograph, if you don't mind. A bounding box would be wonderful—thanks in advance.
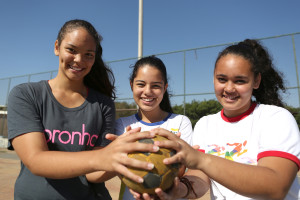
[173,99,222,127]
[115,100,300,129]
[115,101,137,119]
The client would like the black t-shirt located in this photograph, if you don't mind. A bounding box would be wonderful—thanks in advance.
[8,80,115,200]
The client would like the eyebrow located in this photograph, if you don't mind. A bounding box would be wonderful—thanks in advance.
[135,80,164,84]
[216,74,248,78]
[66,43,96,52]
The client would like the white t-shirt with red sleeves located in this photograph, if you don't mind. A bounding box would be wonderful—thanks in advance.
[193,103,300,200]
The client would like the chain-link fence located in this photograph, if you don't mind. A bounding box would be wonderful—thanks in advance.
[1,32,300,138]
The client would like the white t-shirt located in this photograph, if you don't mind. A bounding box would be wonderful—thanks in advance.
[115,113,193,200]
[193,103,300,200]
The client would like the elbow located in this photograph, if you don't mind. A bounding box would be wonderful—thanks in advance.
[269,190,289,200]
[23,153,48,177]
[25,161,43,177]
[255,187,289,200]
[269,183,292,200]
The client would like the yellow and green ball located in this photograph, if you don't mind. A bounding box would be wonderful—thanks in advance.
[121,134,181,194]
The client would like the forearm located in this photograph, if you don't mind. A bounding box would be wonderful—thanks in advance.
[22,150,103,179]
[13,130,160,183]
[86,171,117,183]
[199,154,297,199]
[86,146,117,183]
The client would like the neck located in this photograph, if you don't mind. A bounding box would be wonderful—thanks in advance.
[138,109,169,123]
[49,76,86,96]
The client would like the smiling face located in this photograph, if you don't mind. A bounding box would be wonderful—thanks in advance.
[214,54,261,117]
[131,65,168,115]
[54,28,96,82]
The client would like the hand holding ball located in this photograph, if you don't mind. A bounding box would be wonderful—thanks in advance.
[121,134,180,194]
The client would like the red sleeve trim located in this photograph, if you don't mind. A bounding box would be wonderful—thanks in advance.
[258,151,300,170]
[198,149,205,153]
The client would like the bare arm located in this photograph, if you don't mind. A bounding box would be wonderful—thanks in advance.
[152,128,298,200]
[12,130,158,183]
[198,153,297,200]
[86,127,142,183]
[85,147,116,183]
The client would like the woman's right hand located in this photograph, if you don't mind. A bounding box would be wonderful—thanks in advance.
[150,128,202,170]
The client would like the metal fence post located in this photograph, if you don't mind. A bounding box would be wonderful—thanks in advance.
[292,35,300,107]
[183,51,186,115]
[5,78,11,106]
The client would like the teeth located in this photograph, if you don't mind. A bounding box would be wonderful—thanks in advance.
[224,95,237,100]
[70,66,83,71]
[143,98,154,102]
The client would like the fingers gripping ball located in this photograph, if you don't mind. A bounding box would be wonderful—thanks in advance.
[122,134,181,194]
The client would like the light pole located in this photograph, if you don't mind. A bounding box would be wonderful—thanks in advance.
[138,0,143,59]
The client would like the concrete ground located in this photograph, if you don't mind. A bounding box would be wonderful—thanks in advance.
[0,148,209,200]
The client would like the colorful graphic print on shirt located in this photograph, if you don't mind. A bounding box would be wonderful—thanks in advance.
[206,140,256,165]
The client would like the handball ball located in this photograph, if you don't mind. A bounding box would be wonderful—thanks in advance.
[121,134,181,194]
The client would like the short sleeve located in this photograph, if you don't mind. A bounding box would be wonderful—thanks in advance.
[115,118,126,136]
[7,84,44,149]
[258,107,300,168]
[179,115,193,145]
[96,97,116,147]
[192,116,208,153]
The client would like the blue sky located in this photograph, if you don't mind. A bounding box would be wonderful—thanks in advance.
[1,0,300,106]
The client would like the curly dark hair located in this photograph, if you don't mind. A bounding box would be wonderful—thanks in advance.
[215,39,286,107]
[56,19,116,99]
[130,56,173,113]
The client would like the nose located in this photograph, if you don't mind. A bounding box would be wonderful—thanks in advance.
[74,54,83,63]
[224,81,235,93]
[144,85,152,95]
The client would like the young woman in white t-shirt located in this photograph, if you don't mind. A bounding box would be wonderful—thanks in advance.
[114,56,193,200]
[134,39,300,200]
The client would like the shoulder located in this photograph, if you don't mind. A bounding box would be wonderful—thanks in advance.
[116,114,137,125]
[254,104,294,120]
[254,104,299,135]
[88,88,115,108]
[89,88,113,102]
[256,104,300,162]
[9,81,47,101]
[167,113,190,122]
[115,114,137,135]
[255,104,299,144]
[11,80,46,93]
[195,111,220,126]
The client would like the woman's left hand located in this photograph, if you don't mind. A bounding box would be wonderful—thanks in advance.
[130,177,186,200]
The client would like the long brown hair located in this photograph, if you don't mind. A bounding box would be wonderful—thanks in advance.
[215,39,286,107]
[56,19,116,99]
[130,56,173,113]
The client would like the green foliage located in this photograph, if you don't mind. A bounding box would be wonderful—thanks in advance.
[115,100,300,129]
[115,101,137,119]
[173,99,222,127]
[0,106,7,111]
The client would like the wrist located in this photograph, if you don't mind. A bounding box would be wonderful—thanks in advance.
[90,149,104,171]
[197,151,209,170]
